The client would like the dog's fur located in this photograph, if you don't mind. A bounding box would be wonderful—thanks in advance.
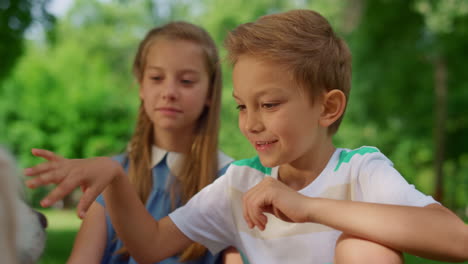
[0,147,47,264]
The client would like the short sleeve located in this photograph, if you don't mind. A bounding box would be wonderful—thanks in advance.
[96,193,105,206]
[169,170,236,254]
[357,152,438,207]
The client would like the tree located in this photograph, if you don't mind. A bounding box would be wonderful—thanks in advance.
[0,0,153,207]
[344,0,468,210]
[0,0,55,83]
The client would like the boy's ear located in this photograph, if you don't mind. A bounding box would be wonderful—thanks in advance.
[319,89,346,128]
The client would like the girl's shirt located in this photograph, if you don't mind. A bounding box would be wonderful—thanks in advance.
[169,146,438,264]
[97,145,233,264]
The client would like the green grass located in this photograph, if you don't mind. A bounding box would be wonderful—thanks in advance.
[405,255,468,264]
[38,209,81,264]
[36,209,467,264]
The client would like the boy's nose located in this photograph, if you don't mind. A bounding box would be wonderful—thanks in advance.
[245,113,264,133]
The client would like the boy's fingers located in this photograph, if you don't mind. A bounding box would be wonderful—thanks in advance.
[243,193,255,229]
[255,207,267,230]
[31,148,61,161]
[252,205,265,230]
[247,198,261,229]
[245,211,254,229]
[252,190,270,230]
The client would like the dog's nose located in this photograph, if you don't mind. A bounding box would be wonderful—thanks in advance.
[35,210,48,229]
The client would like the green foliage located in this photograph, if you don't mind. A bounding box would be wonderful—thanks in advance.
[0,0,147,205]
[0,0,55,83]
[338,0,468,209]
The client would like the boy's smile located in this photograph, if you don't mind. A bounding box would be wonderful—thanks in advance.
[232,55,333,171]
[255,140,279,152]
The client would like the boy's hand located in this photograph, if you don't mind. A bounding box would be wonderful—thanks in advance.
[242,177,313,230]
[24,148,122,218]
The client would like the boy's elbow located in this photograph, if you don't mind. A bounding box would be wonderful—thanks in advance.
[133,254,161,264]
[460,225,468,261]
[130,245,164,264]
[451,224,468,262]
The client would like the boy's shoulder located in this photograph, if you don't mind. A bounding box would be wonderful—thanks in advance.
[334,146,387,172]
[231,156,273,176]
[223,156,271,191]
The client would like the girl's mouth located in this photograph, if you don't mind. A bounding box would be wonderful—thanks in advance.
[155,107,182,115]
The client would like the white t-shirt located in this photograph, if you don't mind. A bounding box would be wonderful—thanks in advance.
[169,146,437,264]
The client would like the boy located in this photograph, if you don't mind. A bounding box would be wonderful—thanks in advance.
[26,9,468,264]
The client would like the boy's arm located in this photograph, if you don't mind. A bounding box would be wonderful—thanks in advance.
[243,177,468,262]
[67,202,107,264]
[308,199,468,262]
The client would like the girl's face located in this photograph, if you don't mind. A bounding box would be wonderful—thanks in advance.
[139,38,210,135]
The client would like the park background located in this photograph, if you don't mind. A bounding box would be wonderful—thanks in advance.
[1,0,467,263]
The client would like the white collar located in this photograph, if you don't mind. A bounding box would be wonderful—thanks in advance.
[150,145,233,175]
[150,145,183,175]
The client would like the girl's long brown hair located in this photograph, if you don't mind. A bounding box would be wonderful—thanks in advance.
[119,21,222,261]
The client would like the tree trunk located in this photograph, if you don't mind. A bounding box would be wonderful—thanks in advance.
[433,56,447,204]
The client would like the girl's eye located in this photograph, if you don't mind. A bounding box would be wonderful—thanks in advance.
[181,79,194,85]
[236,104,246,111]
[151,76,162,81]
[262,103,279,109]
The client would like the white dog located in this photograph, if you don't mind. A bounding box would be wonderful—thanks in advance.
[0,147,47,264]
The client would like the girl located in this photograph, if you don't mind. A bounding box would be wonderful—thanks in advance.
[57,22,240,264]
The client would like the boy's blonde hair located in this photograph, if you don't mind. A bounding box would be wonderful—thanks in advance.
[125,21,222,261]
[225,9,352,134]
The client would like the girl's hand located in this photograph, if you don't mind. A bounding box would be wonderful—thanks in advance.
[242,177,313,230]
[24,148,123,218]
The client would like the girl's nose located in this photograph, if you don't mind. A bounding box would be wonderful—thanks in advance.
[161,81,179,101]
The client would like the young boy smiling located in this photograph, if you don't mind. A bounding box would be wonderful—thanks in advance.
[26,9,468,264]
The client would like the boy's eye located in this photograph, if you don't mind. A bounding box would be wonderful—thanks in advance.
[262,103,279,109]
[236,104,246,111]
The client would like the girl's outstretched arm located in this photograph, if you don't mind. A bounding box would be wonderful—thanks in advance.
[24,148,123,217]
[25,148,193,263]
[102,168,192,263]
[243,177,468,262]
[222,247,244,264]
